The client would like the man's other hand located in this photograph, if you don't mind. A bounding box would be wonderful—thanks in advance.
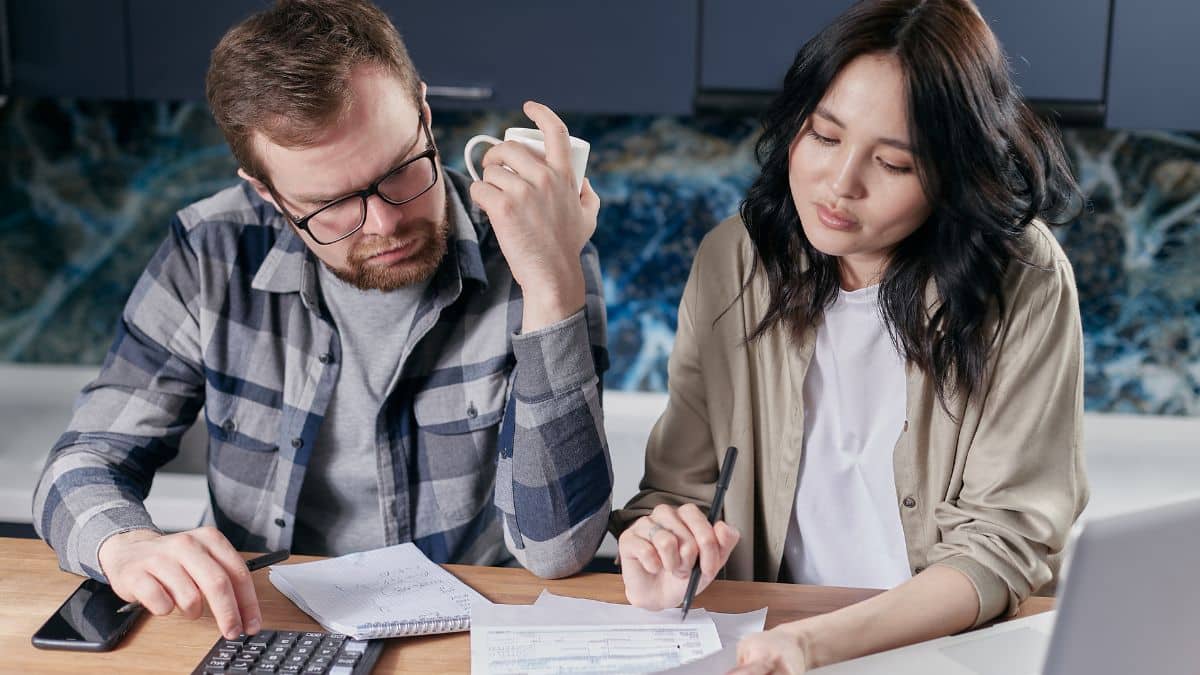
[97,527,262,639]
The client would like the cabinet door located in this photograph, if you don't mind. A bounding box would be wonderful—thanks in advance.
[383,0,697,114]
[127,0,265,100]
[976,0,1108,102]
[128,0,697,114]
[700,0,848,92]
[700,0,1109,103]
[6,0,129,98]
[1107,0,1200,130]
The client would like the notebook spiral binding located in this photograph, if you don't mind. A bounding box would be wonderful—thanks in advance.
[356,615,471,639]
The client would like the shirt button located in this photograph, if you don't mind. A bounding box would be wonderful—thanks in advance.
[466,403,478,418]
[914,566,925,575]
[902,496,917,509]
[318,353,333,364]
[274,518,286,528]
[291,437,303,449]
[902,420,909,432]
[222,419,236,434]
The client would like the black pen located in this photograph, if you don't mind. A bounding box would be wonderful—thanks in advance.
[116,549,290,614]
[680,446,738,622]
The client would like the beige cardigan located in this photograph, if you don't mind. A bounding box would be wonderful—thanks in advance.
[612,216,1088,627]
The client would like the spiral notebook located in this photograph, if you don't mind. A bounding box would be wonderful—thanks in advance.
[268,543,490,640]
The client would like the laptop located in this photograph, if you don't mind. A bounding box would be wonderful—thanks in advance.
[811,495,1200,675]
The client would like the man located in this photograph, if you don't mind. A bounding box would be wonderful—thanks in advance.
[32,0,611,640]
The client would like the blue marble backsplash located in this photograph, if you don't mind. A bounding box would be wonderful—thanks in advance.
[2,99,1198,414]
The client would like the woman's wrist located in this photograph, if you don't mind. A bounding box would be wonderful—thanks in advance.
[778,617,827,670]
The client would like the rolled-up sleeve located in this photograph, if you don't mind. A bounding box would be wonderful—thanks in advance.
[494,243,612,578]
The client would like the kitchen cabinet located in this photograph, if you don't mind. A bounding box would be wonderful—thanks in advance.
[127,0,265,100]
[1106,0,1200,130]
[383,0,697,114]
[699,0,1110,103]
[5,0,129,98]
[8,1,1198,129]
[126,0,697,115]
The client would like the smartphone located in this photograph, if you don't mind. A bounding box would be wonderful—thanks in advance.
[31,578,144,651]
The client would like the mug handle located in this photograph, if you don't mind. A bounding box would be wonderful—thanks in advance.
[463,135,502,182]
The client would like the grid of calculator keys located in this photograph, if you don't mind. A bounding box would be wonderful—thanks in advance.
[192,629,379,675]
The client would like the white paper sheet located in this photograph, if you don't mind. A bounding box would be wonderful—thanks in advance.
[531,591,768,650]
[652,645,740,674]
[469,591,767,675]
[269,543,489,638]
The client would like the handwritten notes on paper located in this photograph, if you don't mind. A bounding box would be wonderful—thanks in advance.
[269,543,489,639]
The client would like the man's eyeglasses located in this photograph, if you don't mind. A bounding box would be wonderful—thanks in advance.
[266,113,439,245]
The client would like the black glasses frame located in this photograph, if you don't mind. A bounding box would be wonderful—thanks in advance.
[267,113,439,245]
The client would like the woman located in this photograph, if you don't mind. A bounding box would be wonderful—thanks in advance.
[611,1,1088,672]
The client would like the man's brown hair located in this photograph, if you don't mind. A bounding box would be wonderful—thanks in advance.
[206,0,422,182]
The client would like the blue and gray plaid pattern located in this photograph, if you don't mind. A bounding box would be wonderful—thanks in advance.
[32,169,612,580]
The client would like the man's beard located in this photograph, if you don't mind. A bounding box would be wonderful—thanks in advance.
[326,202,452,292]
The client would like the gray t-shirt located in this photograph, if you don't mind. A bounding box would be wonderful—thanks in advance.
[292,264,427,555]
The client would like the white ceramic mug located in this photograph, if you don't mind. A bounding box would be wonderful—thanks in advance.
[464,128,590,194]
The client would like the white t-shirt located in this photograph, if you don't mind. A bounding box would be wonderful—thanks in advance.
[781,283,913,589]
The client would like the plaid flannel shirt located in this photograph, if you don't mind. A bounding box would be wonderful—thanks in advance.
[32,169,612,580]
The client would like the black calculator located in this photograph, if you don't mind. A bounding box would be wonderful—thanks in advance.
[191,629,384,674]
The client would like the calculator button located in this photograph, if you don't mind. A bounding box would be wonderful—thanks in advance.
[194,629,377,675]
[342,640,369,654]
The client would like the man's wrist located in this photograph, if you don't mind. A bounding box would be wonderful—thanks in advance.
[98,528,161,577]
[520,266,586,333]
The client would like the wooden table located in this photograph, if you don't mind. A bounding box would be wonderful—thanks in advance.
[0,537,1052,673]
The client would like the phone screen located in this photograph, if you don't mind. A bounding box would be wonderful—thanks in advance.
[33,579,142,650]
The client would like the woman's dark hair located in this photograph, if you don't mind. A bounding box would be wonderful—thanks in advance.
[741,0,1081,407]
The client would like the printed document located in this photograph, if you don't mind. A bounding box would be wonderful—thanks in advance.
[470,591,766,674]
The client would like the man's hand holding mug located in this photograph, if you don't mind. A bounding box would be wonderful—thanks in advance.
[466,100,597,332]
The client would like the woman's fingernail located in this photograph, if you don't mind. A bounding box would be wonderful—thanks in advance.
[246,618,261,634]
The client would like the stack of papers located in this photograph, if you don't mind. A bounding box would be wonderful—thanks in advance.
[470,591,766,674]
